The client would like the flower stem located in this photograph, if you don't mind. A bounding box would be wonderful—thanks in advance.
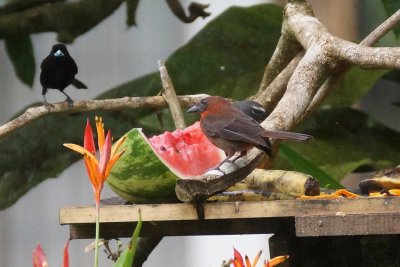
[94,202,100,267]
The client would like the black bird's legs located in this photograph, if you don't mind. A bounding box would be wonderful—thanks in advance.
[60,91,74,108]
[42,87,52,108]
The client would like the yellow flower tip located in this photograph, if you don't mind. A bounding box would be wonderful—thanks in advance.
[268,255,289,266]
[252,250,263,266]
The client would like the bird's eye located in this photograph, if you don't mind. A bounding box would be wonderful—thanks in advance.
[200,99,208,105]
[252,106,266,114]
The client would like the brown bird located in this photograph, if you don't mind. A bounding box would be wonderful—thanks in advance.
[187,96,311,168]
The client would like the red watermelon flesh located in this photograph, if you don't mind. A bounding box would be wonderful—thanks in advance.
[148,122,225,178]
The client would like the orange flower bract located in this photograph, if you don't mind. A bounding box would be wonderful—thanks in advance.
[63,117,126,204]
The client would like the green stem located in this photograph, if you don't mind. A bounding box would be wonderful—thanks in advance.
[94,202,100,267]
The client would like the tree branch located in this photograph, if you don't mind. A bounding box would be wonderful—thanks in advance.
[253,51,304,112]
[257,32,302,94]
[0,95,208,138]
[305,7,400,116]
[0,0,124,43]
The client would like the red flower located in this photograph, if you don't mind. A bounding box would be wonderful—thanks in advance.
[64,117,126,204]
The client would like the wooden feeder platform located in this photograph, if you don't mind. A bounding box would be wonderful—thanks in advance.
[60,197,400,266]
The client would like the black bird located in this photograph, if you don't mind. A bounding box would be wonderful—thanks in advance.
[40,43,87,108]
[233,100,269,123]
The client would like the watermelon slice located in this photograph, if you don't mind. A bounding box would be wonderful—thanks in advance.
[107,122,225,203]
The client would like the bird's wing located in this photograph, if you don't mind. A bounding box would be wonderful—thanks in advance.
[201,113,229,138]
[221,115,268,146]
[68,57,78,74]
[40,56,53,70]
[202,111,267,146]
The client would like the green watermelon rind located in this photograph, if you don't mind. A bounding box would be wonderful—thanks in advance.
[107,128,179,203]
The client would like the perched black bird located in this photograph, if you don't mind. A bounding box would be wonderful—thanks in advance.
[233,100,269,123]
[40,44,87,107]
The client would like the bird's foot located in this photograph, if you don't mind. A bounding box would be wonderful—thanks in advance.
[65,97,74,109]
[43,101,53,110]
[204,165,226,175]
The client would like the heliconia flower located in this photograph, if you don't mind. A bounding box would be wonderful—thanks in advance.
[33,244,48,267]
[264,255,289,267]
[63,117,126,204]
[231,248,288,267]
[32,240,70,267]
[63,240,70,267]
[232,248,262,267]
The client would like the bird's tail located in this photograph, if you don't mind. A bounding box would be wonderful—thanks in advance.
[71,78,88,89]
[262,130,312,142]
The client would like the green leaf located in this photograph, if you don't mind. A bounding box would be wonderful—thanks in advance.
[126,0,139,27]
[114,210,142,267]
[5,35,35,87]
[0,4,283,209]
[276,107,400,184]
[324,67,387,107]
[278,144,343,189]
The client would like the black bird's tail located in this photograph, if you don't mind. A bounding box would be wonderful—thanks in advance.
[71,78,87,89]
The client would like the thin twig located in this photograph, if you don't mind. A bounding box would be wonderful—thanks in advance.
[305,8,400,116]
[360,9,400,46]
[0,94,208,138]
[158,60,187,129]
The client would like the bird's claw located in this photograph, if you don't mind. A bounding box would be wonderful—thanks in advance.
[204,166,225,176]
[65,98,74,110]
[43,101,53,110]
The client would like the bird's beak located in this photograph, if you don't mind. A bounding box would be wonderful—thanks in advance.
[54,50,64,57]
[187,104,201,113]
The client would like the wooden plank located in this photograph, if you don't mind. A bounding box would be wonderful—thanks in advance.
[295,213,400,236]
[67,217,292,239]
[60,197,400,224]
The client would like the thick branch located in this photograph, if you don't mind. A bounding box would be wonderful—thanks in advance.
[0,94,208,138]
[253,51,304,112]
[0,0,124,43]
[0,0,63,15]
[334,40,400,69]
[305,7,400,116]
[263,44,327,131]
[257,31,302,93]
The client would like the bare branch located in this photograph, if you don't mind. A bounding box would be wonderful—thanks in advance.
[306,7,400,116]
[263,45,328,131]
[334,40,400,69]
[257,32,302,93]
[158,60,186,129]
[0,94,208,138]
[254,51,304,111]
[0,0,124,43]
